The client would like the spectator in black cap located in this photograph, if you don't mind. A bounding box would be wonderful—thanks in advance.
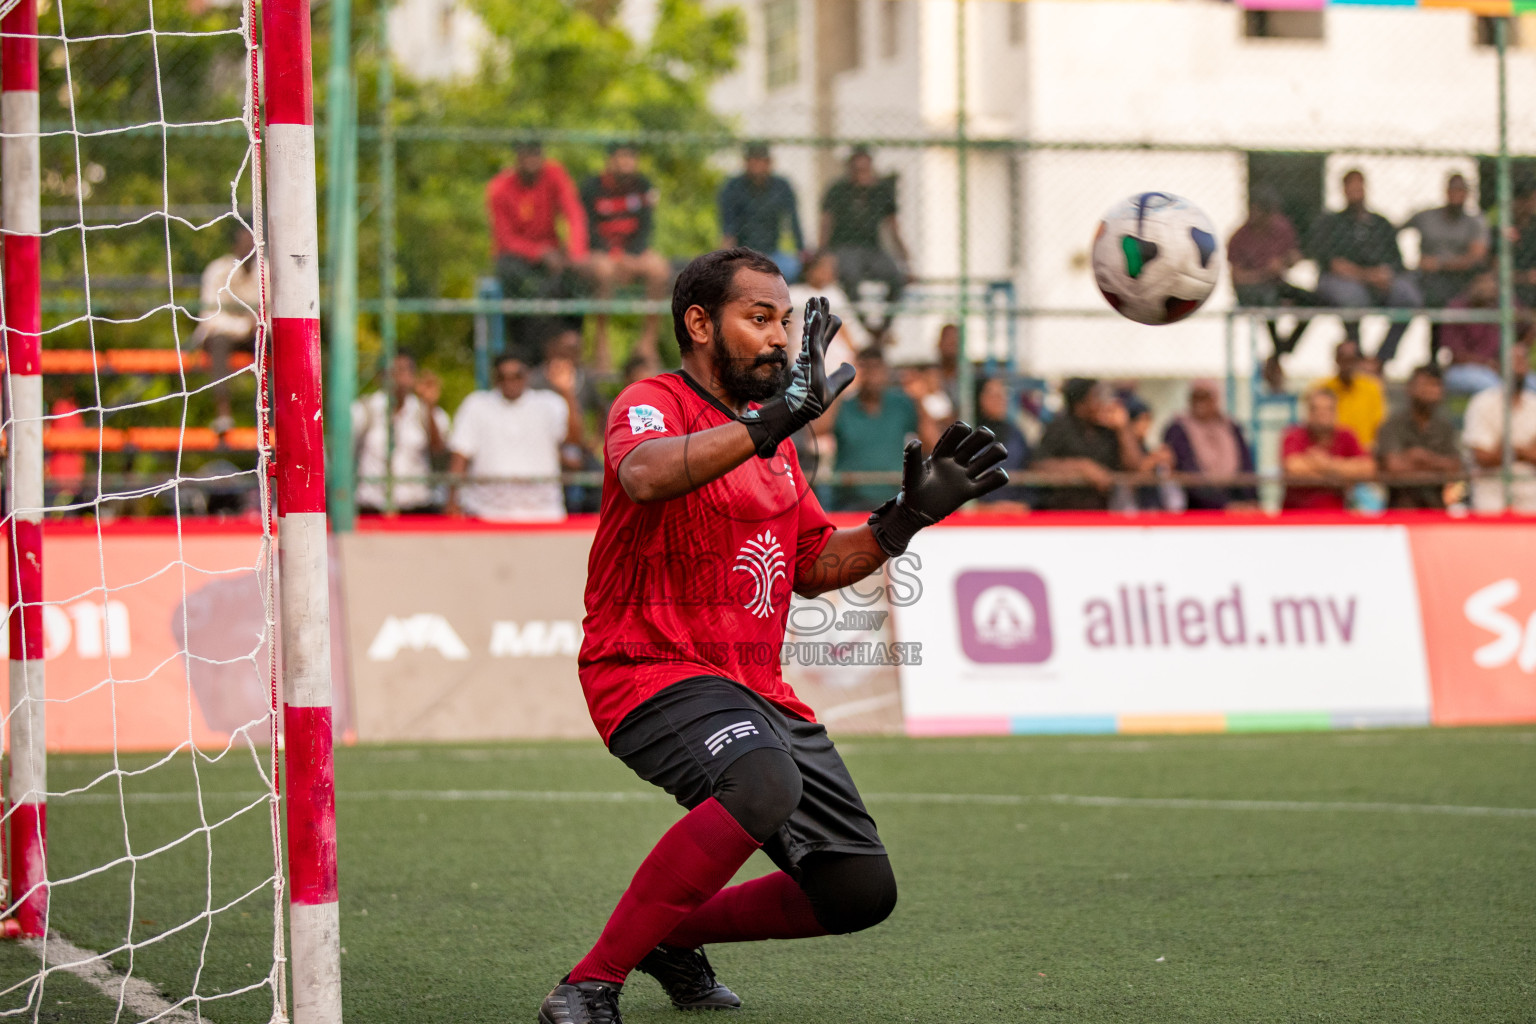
[718,142,807,281]
[820,147,911,333]
[1028,378,1142,511]
[580,141,670,372]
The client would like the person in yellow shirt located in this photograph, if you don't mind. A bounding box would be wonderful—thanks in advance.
[1318,338,1387,450]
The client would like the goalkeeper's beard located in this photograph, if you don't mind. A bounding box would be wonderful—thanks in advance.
[712,329,789,403]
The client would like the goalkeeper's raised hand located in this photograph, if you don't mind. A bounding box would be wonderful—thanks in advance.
[868,421,1010,557]
[740,295,856,459]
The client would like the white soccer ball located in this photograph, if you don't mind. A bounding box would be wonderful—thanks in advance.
[1091,192,1221,326]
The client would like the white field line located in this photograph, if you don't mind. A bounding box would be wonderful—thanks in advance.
[53,788,1536,819]
[22,933,201,1023]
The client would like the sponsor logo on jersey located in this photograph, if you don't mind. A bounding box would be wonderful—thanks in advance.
[733,531,787,618]
[705,720,760,756]
[628,404,666,435]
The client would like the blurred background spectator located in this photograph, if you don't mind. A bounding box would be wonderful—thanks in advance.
[1309,169,1422,367]
[1376,364,1462,510]
[447,354,578,522]
[1441,271,1506,395]
[352,351,450,515]
[1029,378,1141,511]
[581,142,669,371]
[486,142,587,365]
[973,375,1032,511]
[820,147,911,335]
[1514,181,1536,308]
[193,224,260,433]
[1318,338,1387,451]
[1228,183,1311,388]
[1463,340,1536,514]
[788,251,869,361]
[1281,388,1374,511]
[718,142,807,281]
[821,347,919,512]
[1405,172,1489,361]
[1163,380,1259,512]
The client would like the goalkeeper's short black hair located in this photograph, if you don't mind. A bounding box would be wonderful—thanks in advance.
[671,247,783,354]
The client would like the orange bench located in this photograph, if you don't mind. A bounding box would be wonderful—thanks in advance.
[2,350,256,375]
[43,426,265,452]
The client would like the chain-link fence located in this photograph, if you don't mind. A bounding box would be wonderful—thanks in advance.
[26,0,1536,519]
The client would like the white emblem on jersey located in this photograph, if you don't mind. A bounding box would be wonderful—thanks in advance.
[627,404,667,435]
[733,530,787,619]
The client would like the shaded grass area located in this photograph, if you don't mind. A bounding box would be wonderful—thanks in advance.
[2,727,1532,1022]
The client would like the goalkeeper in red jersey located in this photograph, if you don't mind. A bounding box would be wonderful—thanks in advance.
[539,248,1009,1024]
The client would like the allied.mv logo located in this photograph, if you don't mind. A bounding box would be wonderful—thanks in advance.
[734,531,787,618]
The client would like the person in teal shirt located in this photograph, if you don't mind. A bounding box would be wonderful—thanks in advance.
[824,348,920,511]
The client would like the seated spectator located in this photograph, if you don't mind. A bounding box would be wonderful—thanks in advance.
[1162,379,1259,511]
[1376,364,1462,509]
[1280,387,1374,511]
[621,351,661,390]
[446,354,579,522]
[974,375,1032,510]
[1318,338,1387,451]
[1029,378,1142,511]
[1228,184,1312,386]
[193,224,261,433]
[718,142,807,281]
[819,147,911,333]
[1308,169,1423,366]
[1441,271,1505,395]
[352,351,450,515]
[821,347,919,512]
[581,142,670,371]
[1513,180,1536,307]
[1405,173,1489,338]
[528,329,607,424]
[787,251,869,362]
[1463,339,1536,513]
[486,143,588,365]
[935,324,961,411]
[1113,388,1175,511]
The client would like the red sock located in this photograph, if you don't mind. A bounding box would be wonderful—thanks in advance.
[570,797,761,984]
[662,870,829,947]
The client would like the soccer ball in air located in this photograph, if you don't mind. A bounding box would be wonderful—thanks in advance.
[1091,192,1221,325]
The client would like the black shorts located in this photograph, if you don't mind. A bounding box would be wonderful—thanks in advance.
[608,676,886,871]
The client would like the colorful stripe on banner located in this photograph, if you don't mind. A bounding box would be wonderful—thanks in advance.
[905,710,1432,738]
[1241,0,1536,10]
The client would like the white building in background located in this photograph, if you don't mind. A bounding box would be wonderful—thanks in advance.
[707,0,1536,382]
[386,0,492,82]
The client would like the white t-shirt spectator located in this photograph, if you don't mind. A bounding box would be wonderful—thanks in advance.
[449,388,569,521]
[1462,384,1536,513]
[351,392,450,512]
[196,253,261,342]
[788,281,866,366]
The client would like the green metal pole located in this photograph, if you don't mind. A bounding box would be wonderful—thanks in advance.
[1496,17,1514,510]
[325,0,358,531]
[379,4,398,515]
[956,0,974,426]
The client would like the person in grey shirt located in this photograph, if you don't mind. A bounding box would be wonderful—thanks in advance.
[1376,363,1463,509]
[1404,173,1489,357]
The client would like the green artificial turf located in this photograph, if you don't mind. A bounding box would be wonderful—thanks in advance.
[2,727,1533,1022]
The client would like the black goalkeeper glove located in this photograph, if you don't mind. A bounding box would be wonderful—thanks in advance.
[740,295,856,459]
[867,421,1011,557]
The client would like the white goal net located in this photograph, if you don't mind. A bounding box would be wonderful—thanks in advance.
[0,0,310,1020]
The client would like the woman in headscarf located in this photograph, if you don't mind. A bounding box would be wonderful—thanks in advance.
[974,374,1032,509]
[1162,379,1259,511]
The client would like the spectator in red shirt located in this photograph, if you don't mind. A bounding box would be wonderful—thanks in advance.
[581,143,672,372]
[486,143,589,363]
[1229,184,1313,389]
[1281,387,1375,510]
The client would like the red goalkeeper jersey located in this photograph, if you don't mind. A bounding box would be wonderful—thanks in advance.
[578,371,836,742]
